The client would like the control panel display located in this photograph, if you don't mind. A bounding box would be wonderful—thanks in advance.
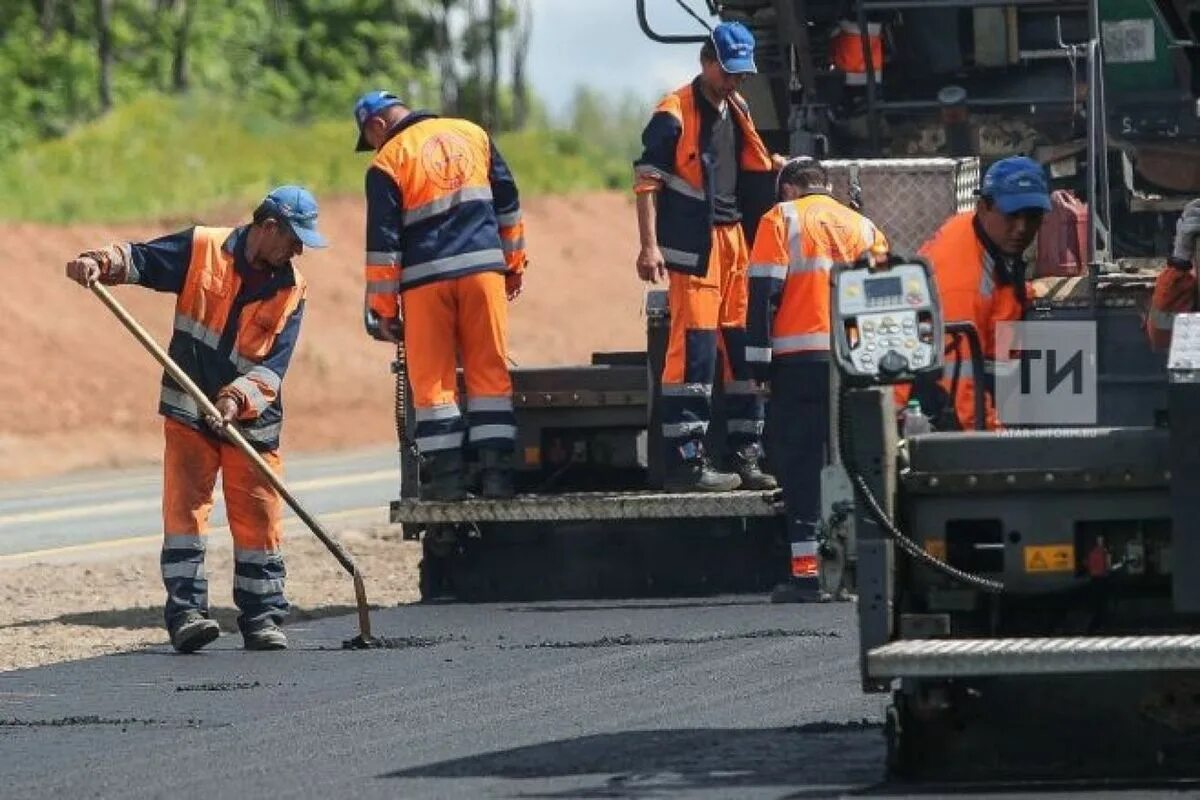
[864,276,901,301]
[832,261,943,386]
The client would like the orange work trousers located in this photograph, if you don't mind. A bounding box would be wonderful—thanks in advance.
[661,222,764,461]
[401,270,515,455]
[161,417,287,634]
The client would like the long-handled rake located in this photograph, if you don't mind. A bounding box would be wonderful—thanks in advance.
[90,282,382,649]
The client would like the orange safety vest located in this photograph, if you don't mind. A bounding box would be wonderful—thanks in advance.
[169,226,306,448]
[746,193,889,363]
[633,79,776,275]
[364,114,520,320]
[903,212,1027,430]
[829,20,883,86]
[1146,265,1197,350]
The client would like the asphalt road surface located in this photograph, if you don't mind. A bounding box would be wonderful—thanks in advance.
[2,597,1197,800]
[3,455,1197,798]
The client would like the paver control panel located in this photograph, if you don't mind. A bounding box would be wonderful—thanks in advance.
[832,260,944,386]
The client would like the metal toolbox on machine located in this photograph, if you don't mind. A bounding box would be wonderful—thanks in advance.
[821,157,981,257]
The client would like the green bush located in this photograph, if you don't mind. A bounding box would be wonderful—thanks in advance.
[0,93,635,224]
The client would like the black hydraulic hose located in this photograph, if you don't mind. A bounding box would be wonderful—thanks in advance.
[837,382,1006,593]
[393,342,422,463]
[393,343,406,446]
[636,0,710,43]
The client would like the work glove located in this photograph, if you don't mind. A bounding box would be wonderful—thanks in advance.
[204,395,240,437]
[505,271,524,301]
[65,255,101,287]
[364,308,403,343]
[1171,199,1200,266]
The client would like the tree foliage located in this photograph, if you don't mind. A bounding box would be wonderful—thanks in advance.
[0,0,662,221]
[0,0,532,155]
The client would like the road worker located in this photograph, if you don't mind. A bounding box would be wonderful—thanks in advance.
[64,185,327,653]
[633,20,787,492]
[829,18,884,88]
[1146,199,1200,350]
[899,155,1051,431]
[354,90,527,501]
[746,156,889,602]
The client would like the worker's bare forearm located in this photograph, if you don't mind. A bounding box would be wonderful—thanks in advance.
[636,192,658,251]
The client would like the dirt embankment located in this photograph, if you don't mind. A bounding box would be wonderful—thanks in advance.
[1,190,648,482]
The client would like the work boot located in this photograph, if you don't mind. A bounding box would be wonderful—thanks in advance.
[169,611,220,654]
[479,449,516,499]
[770,577,825,604]
[727,444,779,491]
[422,450,468,501]
[243,624,288,651]
[664,451,742,493]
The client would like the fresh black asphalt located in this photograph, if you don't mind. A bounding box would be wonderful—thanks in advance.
[0,597,1192,799]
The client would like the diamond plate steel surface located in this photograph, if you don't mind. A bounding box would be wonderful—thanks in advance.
[390,490,785,524]
[823,157,980,257]
[868,635,1200,678]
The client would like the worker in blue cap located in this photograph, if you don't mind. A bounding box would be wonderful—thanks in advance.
[896,155,1052,431]
[64,185,328,654]
[633,20,788,494]
[351,89,527,502]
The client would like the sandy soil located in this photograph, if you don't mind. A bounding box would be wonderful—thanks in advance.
[0,190,647,482]
[0,189,647,672]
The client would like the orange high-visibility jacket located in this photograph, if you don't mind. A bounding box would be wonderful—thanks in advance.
[633,79,776,275]
[829,20,883,86]
[746,192,889,366]
[88,225,306,451]
[1146,265,1198,350]
[915,212,1028,430]
[364,112,526,321]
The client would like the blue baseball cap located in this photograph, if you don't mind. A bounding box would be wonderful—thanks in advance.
[353,90,404,152]
[711,21,757,74]
[258,185,328,249]
[980,156,1051,215]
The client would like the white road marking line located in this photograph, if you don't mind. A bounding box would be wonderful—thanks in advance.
[0,470,396,528]
[0,506,388,562]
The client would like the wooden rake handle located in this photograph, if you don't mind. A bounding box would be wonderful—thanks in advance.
[89,282,372,638]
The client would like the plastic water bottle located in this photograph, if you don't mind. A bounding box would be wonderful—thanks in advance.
[902,399,932,437]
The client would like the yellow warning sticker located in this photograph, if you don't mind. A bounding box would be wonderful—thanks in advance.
[924,539,946,560]
[1024,544,1075,573]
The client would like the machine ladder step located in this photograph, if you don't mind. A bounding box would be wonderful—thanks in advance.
[868,635,1200,678]
[390,490,783,524]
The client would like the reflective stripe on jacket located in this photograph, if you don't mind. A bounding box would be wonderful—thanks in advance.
[364,111,525,320]
[916,212,1026,430]
[103,225,306,451]
[830,20,883,85]
[1146,263,1197,350]
[746,193,888,364]
[633,79,776,276]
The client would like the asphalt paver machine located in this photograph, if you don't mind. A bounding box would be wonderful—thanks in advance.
[385,293,792,602]
[837,257,1200,785]
[829,5,1200,778]
[384,155,988,603]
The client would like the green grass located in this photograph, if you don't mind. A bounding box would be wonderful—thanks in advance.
[0,93,631,224]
